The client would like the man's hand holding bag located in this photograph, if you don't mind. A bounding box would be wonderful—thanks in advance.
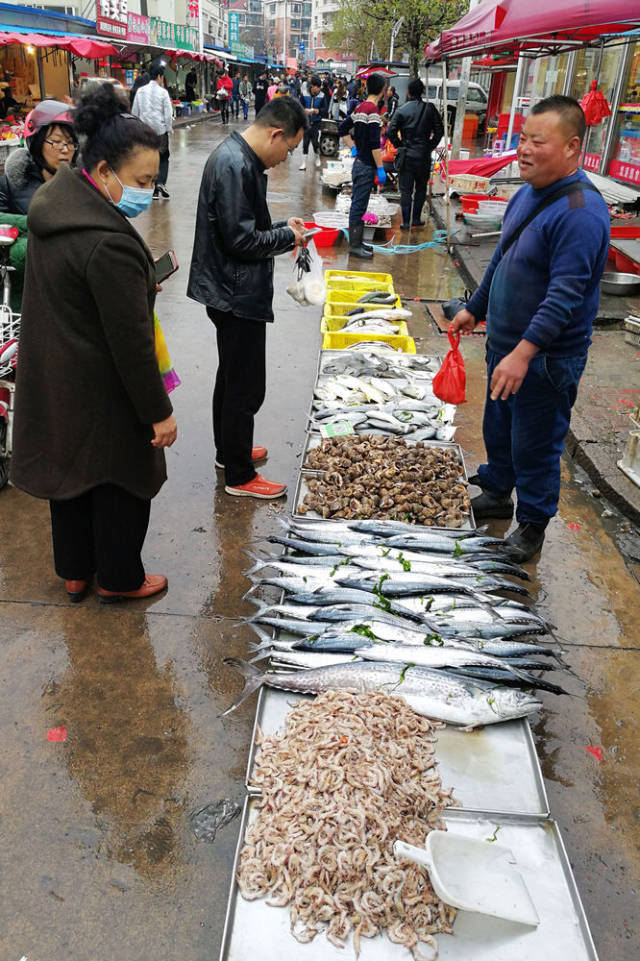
[432,329,466,404]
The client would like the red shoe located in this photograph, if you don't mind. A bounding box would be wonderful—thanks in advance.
[97,574,168,603]
[215,446,268,470]
[225,473,287,500]
[65,579,89,602]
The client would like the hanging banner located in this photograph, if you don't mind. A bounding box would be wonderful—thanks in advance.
[175,24,199,52]
[150,17,177,49]
[228,11,240,44]
[126,12,150,45]
[97,0,128,39]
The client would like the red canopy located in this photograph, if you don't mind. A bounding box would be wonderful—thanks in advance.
[0,30,117,58]
[425,0,640,60]
[355,64,397,79]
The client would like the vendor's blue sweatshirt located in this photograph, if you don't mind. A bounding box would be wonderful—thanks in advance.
[466,170,610,358]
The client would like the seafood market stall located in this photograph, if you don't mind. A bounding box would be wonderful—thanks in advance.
[218,269,600,961]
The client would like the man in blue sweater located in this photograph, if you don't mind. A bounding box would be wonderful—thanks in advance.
[451,96,610,562]
[298,75,327,171]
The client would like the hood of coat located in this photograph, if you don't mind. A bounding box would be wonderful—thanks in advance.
[4,146,43,190]
[27,163,154,262]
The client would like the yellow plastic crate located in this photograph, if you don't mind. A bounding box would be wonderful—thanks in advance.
[324,289,403,317]
[320,316,415,353]
[324,269,394,294]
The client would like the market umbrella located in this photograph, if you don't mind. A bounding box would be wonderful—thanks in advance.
[580,79,611,126]
[355,65,397,79]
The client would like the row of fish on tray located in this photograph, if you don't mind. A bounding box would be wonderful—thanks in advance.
[223,517,568,729]
[313,347,454,439]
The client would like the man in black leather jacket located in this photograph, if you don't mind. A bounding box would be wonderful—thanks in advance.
[187,97,308,500]
[388,78,444,229]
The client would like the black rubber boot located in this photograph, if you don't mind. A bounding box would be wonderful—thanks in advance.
[349,224,373,259]
[502,522,547,563]
[468,474,514,520]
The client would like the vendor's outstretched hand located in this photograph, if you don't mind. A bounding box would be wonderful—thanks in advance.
[489,340,539,400]
[449,309,476,336]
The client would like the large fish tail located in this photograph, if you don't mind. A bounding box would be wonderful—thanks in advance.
[219,658,266,716]
[242,550,268,576]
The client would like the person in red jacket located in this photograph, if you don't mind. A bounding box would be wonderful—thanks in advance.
[216,69,233,125]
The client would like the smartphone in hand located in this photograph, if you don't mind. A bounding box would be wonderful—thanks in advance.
[155,249,179,284]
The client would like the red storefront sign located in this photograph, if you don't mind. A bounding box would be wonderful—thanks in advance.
[609,159,640,186]
[126,12,150,45]
[97,0,128,40]
[581,152,601,172]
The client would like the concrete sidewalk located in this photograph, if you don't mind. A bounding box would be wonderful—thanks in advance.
[430,195,640,524]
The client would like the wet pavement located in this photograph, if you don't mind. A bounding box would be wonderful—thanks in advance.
[0,119,639,961]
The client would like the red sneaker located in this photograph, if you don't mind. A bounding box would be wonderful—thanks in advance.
[98,574,168,603]
[65,579,89,602]
[225,473,287,499]
[215,446,268,470]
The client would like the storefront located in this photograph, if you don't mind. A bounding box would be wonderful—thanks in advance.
[605,39,640,186]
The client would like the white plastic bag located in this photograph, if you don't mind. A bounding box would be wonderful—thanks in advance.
[286,240,326,308]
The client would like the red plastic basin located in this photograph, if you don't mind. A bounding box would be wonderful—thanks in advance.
[304,221,341,247]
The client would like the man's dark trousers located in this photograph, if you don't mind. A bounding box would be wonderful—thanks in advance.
[349,159,376,231]
[478,349,588,525]
[207,307,266,487]
[398,156,430,225]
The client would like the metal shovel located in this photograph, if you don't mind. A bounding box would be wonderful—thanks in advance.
[394,831,540,927]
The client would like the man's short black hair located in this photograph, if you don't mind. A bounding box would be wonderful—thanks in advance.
[408,78,425,100]
[367,73,385,96]
[530,95,586,144]
[310,75,322,88]
[149,64,164,80]
[255,96,308,136]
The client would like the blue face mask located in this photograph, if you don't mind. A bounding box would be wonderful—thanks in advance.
[106,168,154,218]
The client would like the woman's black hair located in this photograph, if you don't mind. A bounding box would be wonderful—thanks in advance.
[74,81,160,172]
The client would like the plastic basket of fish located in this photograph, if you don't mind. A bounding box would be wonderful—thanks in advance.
[321,324,416,353]
[324,293,403,317]
[324,269,395,294]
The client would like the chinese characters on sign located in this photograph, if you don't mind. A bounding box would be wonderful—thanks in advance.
[97,0,128,39]
[228,11,240,43]
[126,12,150,45]
[609,160,640,185]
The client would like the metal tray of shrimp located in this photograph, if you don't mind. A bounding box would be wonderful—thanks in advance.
[244,687,549,817]
[293,440,476,532]
[219,798,599,961]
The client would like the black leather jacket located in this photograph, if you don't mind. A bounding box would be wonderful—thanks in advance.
[187,131,295,322]
[0,147,45,214]
[388,99,444,162]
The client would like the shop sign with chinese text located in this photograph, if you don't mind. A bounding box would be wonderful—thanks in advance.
[126,12,150,45]
[150,17,177,49]
[97,0,128,39]
[175,24,199,52]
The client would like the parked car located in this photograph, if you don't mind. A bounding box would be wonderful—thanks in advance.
[427,79,488,130]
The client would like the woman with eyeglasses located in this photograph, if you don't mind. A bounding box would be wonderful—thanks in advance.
[0,100,77,214]
[11,82,177,603]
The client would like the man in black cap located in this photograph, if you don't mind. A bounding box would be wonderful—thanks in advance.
[254,70,268,115]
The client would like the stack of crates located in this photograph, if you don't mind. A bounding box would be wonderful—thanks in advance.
[321,270,416,352]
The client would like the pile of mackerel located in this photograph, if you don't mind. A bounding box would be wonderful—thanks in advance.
[224,517,567,728]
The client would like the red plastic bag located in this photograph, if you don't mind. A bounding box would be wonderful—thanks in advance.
[432,330,466,404]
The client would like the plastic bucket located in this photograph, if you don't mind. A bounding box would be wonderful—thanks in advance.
[304,221,341,248]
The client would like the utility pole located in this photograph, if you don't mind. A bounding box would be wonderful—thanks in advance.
[449,0,479,159]
[282,0,287,66]
[389,17,403,64]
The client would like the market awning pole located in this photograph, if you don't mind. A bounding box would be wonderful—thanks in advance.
[442,57,450,251]
[506,54,525,151]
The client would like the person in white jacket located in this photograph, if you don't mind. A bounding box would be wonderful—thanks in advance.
[132,63,173,199]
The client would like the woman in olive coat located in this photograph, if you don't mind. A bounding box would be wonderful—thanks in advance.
[11,84,177,603]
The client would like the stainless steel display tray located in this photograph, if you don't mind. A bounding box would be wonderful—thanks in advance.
[317,350,443,378]
[244,687,548,817]
[219,798,598,961]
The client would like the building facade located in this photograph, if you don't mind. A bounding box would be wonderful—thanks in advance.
[264,0,311,67]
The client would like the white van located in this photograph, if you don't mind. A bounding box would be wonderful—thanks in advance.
[427,80,488,128]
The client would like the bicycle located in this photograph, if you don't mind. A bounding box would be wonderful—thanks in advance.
[0,224,21,490]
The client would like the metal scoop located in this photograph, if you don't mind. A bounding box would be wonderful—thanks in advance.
[394,831,540,927]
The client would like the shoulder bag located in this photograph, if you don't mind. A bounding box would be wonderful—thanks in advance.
[393,100,428,173]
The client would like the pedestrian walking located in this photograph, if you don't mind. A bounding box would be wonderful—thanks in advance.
[338,72,386,259]
[216,69,233,124]
[0,99,76,214]
[329,80,349,121]
[450,96,610,562]
[231,71,241,119]
[10,82,177,603]
[187,97,308,500]
[267,77,278,101]
[131,63,172,199]
[185,68,198,103]
[387,78,443,229]
[130,70,150,108]
[254,70,268,115]
[239,74,253,120]
[386,86,399,120]
[298,74,327,170]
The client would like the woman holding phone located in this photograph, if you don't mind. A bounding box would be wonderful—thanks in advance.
[11,83,177,603]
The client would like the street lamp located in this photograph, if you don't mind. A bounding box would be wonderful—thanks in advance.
[389,17,403,63]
